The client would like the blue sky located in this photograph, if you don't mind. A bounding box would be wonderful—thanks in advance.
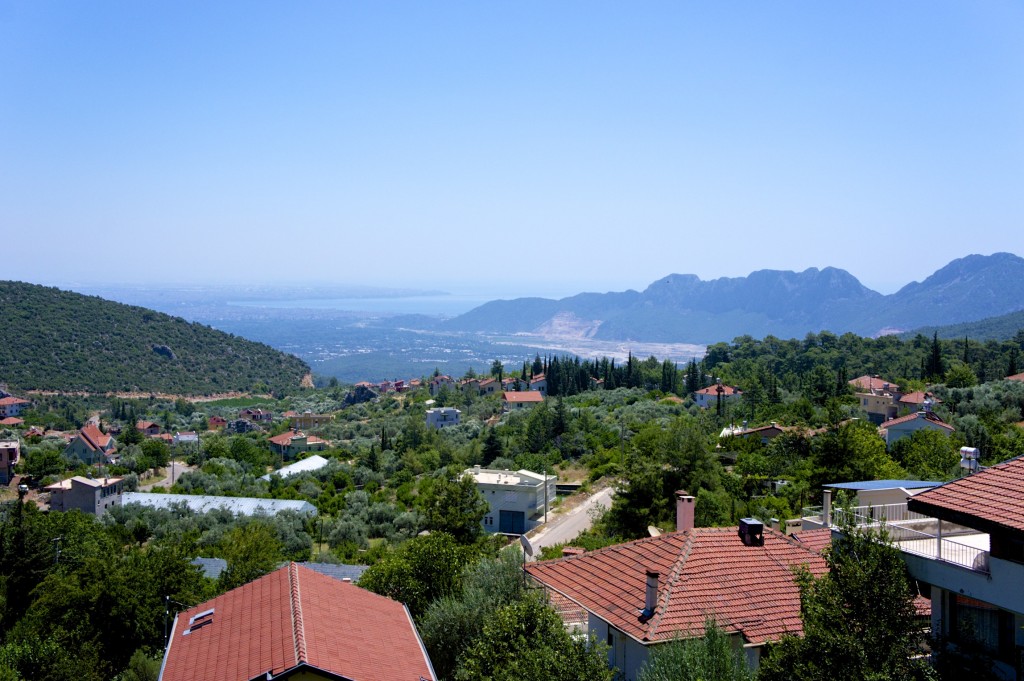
[2,2,1022,298]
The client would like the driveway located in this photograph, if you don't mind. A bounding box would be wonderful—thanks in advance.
[527,486,615,560]
[138,460,193,491]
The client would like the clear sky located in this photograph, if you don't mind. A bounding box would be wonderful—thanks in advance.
[2,2,1022,298]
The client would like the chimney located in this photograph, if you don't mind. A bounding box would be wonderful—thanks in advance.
[644,570,659,613]
[675,490,695,532]
[822,489,832,527]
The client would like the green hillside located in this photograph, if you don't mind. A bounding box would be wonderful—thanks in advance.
[0,281,310,394]
[901,309,1024,342]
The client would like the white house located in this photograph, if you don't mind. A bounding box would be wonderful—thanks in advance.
[692,384,742,409]
[878,410,954,447]
[464,465,556,535]
[425,407,461,429]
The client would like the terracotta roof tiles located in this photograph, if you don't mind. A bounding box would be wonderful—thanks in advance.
[503,391,545,403]
[526,527,826,646]
[878,411,953,431]
[908,455,1024,534]
[161,563,435,681]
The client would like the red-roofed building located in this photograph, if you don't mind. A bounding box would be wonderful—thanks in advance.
[878,410,954,447]
[1005,372,1024,383]
[208,415,227,430]
[159,562,436,681]
[526,494,826,679]
[899,457,1024,678]
[136,420,162,436]
[898,391,940,413]
[502,390,544,411]
[0,396,31,418]
[0,417,24,427]
[268,431,329,459]
[848,374,900,394]
[692,384,742,409]
[63,424,117,466]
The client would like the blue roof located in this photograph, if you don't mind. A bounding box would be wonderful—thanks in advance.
[823,479,941,491]
[298,562,369,583]
[191,557,228,579]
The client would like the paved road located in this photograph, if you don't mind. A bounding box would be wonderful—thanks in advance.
[527,486,615,560]
[138,460,193,491]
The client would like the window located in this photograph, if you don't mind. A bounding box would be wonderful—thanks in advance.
[949,595,1015,663]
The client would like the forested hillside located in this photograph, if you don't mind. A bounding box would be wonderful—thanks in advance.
[0,281,309,394]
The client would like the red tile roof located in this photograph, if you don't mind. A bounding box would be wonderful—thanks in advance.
[695,385,742,396]
[0,396,30,406]
[849,375,899,393]
[161,563,435,681]
[79,424,113,451]
[0,417,24,426]
[1006,372,1024,382]
[790,528,833,554]
[526,527,826,646]
[898,391,940,405]
[878,411,953,432]
[908,455,1024,534]
[503,390,545,403]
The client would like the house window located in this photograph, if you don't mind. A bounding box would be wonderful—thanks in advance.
[949,595,1015,663]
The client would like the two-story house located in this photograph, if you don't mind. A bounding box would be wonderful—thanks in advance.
[465,465,556,535]
[0,439,20,484]
[0,396,31,418]
[63,424,117,466]
[502,390,544,411]
[692,384,742,409]
[425,407,461,429]
[268,431,329,459]
[46,476,123,516]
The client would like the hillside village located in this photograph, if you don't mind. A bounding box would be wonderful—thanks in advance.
[3,331,1024,680]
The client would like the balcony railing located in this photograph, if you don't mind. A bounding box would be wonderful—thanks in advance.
[804,503,991,575]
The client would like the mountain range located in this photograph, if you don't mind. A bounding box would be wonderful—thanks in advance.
[442,253,1024,343]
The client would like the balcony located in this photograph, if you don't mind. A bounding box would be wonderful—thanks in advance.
[802,502,991,574]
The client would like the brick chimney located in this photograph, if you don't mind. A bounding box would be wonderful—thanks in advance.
[675,490,695,532]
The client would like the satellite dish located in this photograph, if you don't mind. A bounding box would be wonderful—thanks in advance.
[519,534,534,557]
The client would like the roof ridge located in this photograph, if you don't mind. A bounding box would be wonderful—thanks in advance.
[289,562,307,664]
[644,530,696,640]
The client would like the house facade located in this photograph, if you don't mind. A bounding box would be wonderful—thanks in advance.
[268,431,329,459]
[502,390,544,411]
[803,460,1024,679]
[284,410,334,430]
[464,465,556,534]
[692,384,742,409]
[425,407,461,429]
[63,424,117,465]
[46,476,123,516]
[0,440,19,484]
[878,410,955,447]
[0,396,31,418]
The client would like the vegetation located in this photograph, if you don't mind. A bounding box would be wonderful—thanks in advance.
[758,524,934,681]
[0,281,309,394]
[637,620,754,681]
[5,314,1024,678]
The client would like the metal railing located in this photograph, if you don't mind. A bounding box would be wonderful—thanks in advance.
[885,523,990,574]
[811,503,990,574]
[832,503,930,527]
